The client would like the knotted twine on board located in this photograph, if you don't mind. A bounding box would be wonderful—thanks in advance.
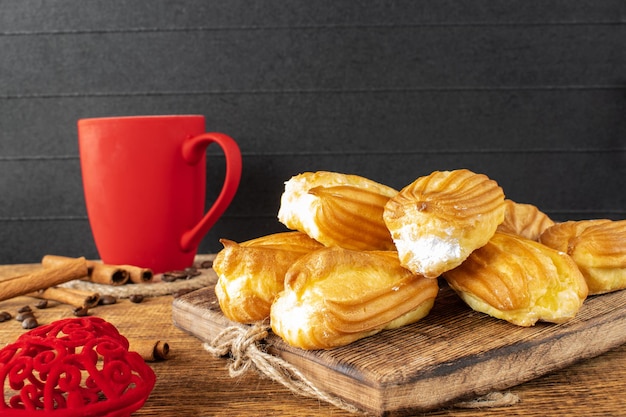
[203,323,361,414]
[203,323,520,415]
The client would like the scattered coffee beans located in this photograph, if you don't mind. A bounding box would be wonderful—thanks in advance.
[129,294,144,304]
[0,311,12,322]
[15,311,35,322]
[35,299,49,309]
[22,317,39,329]
[184,267,201,278]
[73,306,90,317]
[161,270,187,282]
[199,260,213,269]
[162,267,202,282]
[15,307,37,329]
[99,295,117,305]
[161,273,179,282]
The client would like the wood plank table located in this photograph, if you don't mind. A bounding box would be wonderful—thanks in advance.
[0,262,625,416]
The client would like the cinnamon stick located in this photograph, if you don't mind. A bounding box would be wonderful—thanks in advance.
[0,257,88,302]
[128,339,170,361]
[29,287,100,309]
[41,255,153,285]
[121,265,154,284]
[89,264,130,285]
[42,255,130,286]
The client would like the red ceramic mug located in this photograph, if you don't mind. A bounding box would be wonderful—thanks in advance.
[77,115,242,273]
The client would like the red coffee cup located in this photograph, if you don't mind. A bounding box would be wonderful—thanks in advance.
[77,115,242,273]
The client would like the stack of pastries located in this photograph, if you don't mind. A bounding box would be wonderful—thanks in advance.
[213,169,624,350]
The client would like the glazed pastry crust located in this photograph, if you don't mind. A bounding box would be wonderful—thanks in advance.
[539,219,626,294]
[497,199,555,241]
[213,232,323,323]
[383,169,506,278]
[277,171,398,251]
[270,247,439,350]
[443,232,588,327]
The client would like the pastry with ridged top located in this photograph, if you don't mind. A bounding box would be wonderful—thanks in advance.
[443,232,588,326]
[270,247,439,350]
[497,199,555,241]
[277,171,398,251]
[383,169,506,278]
[213,231,324,323]
[539,219,626,295]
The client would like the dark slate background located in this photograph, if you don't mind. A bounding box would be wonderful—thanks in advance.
[1,0,625,264]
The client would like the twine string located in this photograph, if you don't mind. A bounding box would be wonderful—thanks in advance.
[204,324,361,414]
[203,324,519,414]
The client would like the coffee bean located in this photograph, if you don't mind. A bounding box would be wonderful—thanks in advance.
[184,267,201,278]
[73,306,89,317]
[163,267,198,282]
[199,260,213,269]
[22,317,39,329]
[98,295,117,305]
[15,311,35,322]
[129,294,144,303]
[35,300,48,309]
[0,311,12,322]
[17,305,32,313]
[161,273,179,282]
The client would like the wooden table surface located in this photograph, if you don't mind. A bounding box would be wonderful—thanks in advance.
[0,262,625,416]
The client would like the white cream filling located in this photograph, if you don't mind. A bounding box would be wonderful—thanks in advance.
[393,224,461,275]
[271,291,316,343]
[277,179,321,238]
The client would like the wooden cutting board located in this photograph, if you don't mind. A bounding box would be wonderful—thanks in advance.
[172,283,626,416]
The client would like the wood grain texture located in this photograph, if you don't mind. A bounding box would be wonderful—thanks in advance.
[0,262,625,416]
[172,283,626,416]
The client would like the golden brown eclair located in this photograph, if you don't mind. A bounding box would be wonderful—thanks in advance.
[497,199,555,241]
[213,231,324,323]
[443,232,588,326]
[270,247,439,350]
[277,171,398,251]
[384,169,506,278]
[539,219,626,295]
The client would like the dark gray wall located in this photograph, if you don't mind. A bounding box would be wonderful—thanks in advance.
[1,1,625,264]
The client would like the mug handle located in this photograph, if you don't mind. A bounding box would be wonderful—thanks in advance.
[180,132,242,252]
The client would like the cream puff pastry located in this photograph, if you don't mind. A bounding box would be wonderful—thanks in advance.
[277,171,398,251]
[443,232,588,326]
[213,231,323,323]
[497,199,555,241]
[539,219,626,295]
[270,247,439,349]
[383,169,506,278]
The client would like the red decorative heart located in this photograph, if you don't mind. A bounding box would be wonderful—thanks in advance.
[0,317,156,416]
